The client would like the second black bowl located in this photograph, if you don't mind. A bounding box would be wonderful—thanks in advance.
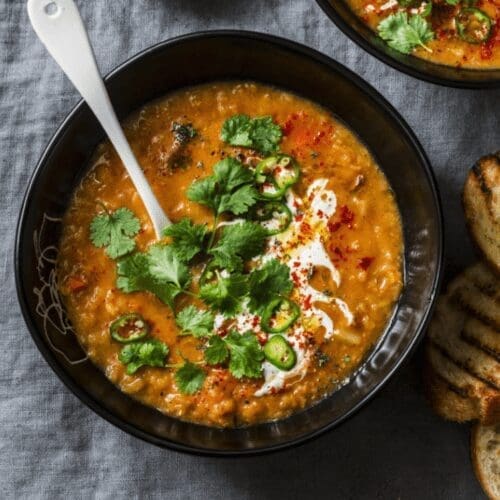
[15,31,443,455]
[316,0,500,89]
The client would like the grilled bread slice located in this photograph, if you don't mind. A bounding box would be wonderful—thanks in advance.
[424,263,500,424]
[463,152,500,276]
[471,424,500,500]
[424,352,480,423]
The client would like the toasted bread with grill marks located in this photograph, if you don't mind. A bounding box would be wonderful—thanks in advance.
[424,263,500,425]
[471,423,500,500]
[450,263,500,331]
[463,152,500,276]
[424,363,479,422]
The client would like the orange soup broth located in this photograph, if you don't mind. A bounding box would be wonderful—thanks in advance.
[57,82,403,427]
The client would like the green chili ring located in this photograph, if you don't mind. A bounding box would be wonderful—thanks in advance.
[261,297,300,333]
[199,260,222,287]
[250,201,292,236]
[255,155,300,199]
[110,313,149,343]
[263,335,297,371]
[456,8,492,44]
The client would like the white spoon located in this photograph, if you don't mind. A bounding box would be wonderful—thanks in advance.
[27,0,171,237]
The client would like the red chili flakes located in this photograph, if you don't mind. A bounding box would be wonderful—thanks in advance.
[481,23,500,60]
[67,275,88,293]
[313,130,326,145]
[317,209,324,218]
[303,295,312,311]
[300,222,312,234]
[291,271,301,286]
[295,213,304,222]
[257,333,268,346]
[358,257,374,270]
[292,261,301,268]
[327,205,354,233]
[252,316,260,328]
[333,246,346,261]
[339,205,355,227]
[282,119,294,136]
[327,221,341,233]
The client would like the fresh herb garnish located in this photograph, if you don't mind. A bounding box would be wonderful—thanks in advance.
[247,259,293,314]
[176,305,214,337]
[107,114,304,391]
[118,339,169,375]
[171,122,197,145]
[209,221,268,272]
[162,218,208,262]
[199,273,249,317]
[90,207,141,259]
[220,115,282,154]
[315,349,330,368]
[205,331,264,379]
[204,335,230,364]
[378,12,434,54]
[174,360,206,394]
[116,245,191,308]
[187,158,258,217]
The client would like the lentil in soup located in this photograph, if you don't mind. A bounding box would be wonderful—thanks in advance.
[57,82,403,427]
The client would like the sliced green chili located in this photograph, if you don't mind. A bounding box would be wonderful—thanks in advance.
[261,297,300,333]
[250,200,292,235]
[199,260,222,287]
[110,313,149,343]
[456,8,492,44]
[255,155,300,199]
[263,335,297,370]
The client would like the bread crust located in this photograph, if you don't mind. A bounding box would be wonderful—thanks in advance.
[471,423,500,500]
[463,152,500,277]
[424,263,500,425]
[423,356,478,422]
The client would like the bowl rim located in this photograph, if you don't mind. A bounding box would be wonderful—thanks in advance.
[315,0,500,89]
[15,29,444,456]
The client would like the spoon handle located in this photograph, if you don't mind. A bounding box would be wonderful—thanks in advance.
[27,0,170,237]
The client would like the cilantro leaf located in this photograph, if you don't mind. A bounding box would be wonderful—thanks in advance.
[218,184,258,216]
[116,245,190,308]
[90,207,141,259]
[162,218,208,262]
[176,305,214,337]
[225,331,264,379]
[204,335,229,365]
[146,245,191,289]
[175,361,206,394]
[248,259,293,313]
[213,156,254,190]
[199,273,249,317]
[186,158,258,217]
[118,339,169,375]
[204,331,263,378]
[209,222,268,272]
[220,115,282,154]
[186,176,218,212]
[220,115,253,147]
[378,12,434,54]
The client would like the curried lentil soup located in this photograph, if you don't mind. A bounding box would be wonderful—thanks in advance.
[346,0,500,69]
[57,82,403,427]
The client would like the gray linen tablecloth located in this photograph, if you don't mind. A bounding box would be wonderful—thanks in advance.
[1,1,499,498]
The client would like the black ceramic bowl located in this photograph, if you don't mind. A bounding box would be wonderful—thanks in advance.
[15,31,443,455]
[316,0,500,89]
